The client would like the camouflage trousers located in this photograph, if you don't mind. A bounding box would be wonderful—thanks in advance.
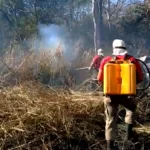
[104,96,137,141]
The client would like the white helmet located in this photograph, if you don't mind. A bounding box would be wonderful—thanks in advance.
[97,48,104,56]
[112,39,127,55]
[112,39,126,49]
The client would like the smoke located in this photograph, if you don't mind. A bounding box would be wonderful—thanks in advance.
[29,24,78,62]
[38,24,65,50]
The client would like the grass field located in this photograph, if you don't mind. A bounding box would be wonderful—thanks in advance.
[0,48,150,149]
[0,81,149,150]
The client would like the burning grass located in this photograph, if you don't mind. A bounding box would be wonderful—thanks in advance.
[0,81,149,150]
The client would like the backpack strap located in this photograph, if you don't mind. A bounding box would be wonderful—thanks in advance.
[124,54,135,63]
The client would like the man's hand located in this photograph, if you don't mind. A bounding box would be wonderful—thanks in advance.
[98,81,101,85]
[88,67,92,70]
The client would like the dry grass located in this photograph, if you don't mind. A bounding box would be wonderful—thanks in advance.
[0,81,105,150]
[0,48,72,86]
[0,81,149,150]
[0,46,94,87]
[0,46,149,149]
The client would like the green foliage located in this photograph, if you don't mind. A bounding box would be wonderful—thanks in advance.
[116,3,150,50]
[119,4,147,36]
[0,0,150,53]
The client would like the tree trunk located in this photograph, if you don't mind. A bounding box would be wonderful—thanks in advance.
[92,0,104,53]
[106,0,111,32]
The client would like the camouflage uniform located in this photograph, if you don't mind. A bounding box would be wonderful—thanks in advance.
[104,96,137,141]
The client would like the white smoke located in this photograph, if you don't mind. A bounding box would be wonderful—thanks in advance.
[29,23,78,62]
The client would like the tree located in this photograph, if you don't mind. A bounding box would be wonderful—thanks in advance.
[0,0,150,55]
[92,0,104,52]
[117,2,150,55]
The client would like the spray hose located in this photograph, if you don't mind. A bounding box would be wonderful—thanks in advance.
[136,59,150,91]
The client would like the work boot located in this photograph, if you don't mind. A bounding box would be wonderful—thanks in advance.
[126,124,133,140]
[107,140,118,150]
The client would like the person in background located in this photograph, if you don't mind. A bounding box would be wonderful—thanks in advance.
[89,48,104,90]
[89,48,104,71]
[97,39,143,150]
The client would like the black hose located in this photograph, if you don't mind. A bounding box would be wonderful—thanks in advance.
[136,59,150,91]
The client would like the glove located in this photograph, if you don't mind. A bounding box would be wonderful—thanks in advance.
[98,81,101,85]
[88,67,91,70]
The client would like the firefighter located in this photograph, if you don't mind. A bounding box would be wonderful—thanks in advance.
[89,48,104,72]
[88,49,104,90]
[97,39,143,150]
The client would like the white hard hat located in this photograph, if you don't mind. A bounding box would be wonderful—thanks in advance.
[112,39,127,55]
[112,39,126,49]
[97,48,104,56]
